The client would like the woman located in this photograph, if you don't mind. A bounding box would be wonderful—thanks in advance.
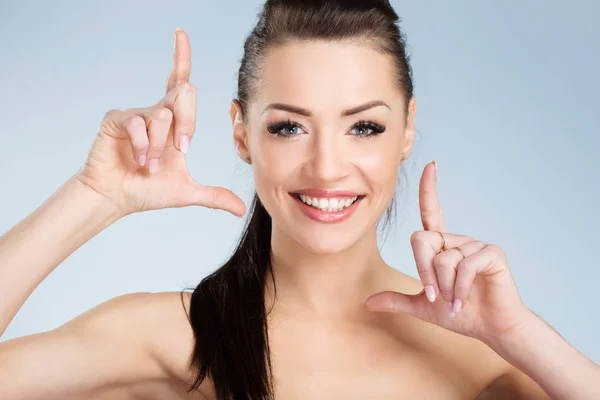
[0,0,598,399]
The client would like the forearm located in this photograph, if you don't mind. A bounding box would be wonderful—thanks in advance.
[488,309,600,399]
[0,175,121,337]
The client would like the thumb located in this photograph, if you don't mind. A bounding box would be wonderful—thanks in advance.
[177,179,247,217]
[364,290,432,321]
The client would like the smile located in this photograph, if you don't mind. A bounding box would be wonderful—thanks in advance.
[296,193,359,211]
[290,193,365,223]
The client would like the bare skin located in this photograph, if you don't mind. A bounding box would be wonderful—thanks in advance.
[0,29,597,400]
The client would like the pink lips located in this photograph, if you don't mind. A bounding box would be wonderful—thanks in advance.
[290,191,364,223]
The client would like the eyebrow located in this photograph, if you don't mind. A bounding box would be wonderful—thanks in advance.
[262,100,390,117]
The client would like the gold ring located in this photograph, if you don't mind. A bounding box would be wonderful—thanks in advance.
[434,231,446,253]
[452,246,466,260]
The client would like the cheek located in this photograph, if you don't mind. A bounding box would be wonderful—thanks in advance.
[354,141,401,186]
[251,137,298,194]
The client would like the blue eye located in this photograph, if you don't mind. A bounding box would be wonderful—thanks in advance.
[266,119,386,138]
[351,121,386,136]
[267,120,303,137]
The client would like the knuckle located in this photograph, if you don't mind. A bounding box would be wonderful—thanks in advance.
[125,115,146,131]
[420,208,434,218]
[153,107,173,121]
[434,252,452,268]
[433,257,446,271]
[486,243,503,255]
[102,108,121,121]
[147,145,165,154]
[456,259,473,273]
[179,82,196,93]
[410,230,426,245]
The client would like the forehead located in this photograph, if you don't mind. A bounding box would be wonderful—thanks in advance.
[254,40,402,116]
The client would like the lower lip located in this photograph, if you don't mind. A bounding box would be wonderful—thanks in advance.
[291,193,364,223]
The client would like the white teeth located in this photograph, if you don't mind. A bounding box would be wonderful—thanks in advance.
[318,198,327,209]
[297,194,359,212]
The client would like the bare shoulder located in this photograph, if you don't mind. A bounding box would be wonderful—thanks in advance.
[127,291,198,382]
[64,291,191,343]
[0,291,202,400]
[84,291,206,397]
[72,291,197,379]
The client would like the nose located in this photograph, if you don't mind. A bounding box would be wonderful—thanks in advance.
[306,131,349,182]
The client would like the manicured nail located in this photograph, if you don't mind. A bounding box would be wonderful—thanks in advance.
[453,299,462,313]
[180,135,189,154]
[148,158,158,174]
[424,285,436,303]
[138,155,146,167]
[446,301,455,318]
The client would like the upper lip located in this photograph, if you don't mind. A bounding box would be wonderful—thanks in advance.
[293,188,364,198]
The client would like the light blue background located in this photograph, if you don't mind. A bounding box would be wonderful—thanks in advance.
[1,1,598,365]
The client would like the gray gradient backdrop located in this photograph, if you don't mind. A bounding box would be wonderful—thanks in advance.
[1,1,598,364]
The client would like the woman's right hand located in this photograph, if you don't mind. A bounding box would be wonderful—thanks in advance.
[76,28,246,218]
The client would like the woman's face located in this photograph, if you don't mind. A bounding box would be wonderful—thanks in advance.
[232,40,415,254]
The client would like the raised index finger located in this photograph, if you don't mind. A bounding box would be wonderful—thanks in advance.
[165,28,191,94]
[419,161,446,232]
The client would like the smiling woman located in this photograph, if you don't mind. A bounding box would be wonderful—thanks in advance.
[0,0,599,400]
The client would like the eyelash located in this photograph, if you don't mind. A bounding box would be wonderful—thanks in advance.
[266,119,386,139]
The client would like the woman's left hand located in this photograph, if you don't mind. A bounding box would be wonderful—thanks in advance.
[365,161,532,344]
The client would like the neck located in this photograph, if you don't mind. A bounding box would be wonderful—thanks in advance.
[267,223,391,319]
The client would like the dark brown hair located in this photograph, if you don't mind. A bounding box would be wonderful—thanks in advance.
[184,1,414,398]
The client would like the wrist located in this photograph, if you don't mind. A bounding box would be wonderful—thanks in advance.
[69,174,126,223]
[35,174,124,263]
[482,306,538,353]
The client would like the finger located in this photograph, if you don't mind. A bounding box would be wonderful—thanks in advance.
[410,231,441,302]
[419,161,445,232]
[364,290,428,318]
[166,28,191,94]
[364,290,449,324]
[144,107,174,174]
[453,243,503,313]
[163,83,197,153]
[178,181,247,217]
[108,109,150,166]
[434,240,487,309]
[433,248,458,304]
[411,230,472,303]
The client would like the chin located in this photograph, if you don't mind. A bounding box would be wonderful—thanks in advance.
[293,229,360,255]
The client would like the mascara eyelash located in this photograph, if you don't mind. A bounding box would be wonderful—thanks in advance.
[353,120,386,137]
[266,119,300,136]
[266,119,386,138]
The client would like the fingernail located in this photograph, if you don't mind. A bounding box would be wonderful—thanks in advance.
[446,301,455,318]
[180,135,189,154]
[148,158,158,174]
[176,27,182,32]
[138,155,146,167]
[453,299,462,313]
[433,160,437,172]
[424,285,436,303]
